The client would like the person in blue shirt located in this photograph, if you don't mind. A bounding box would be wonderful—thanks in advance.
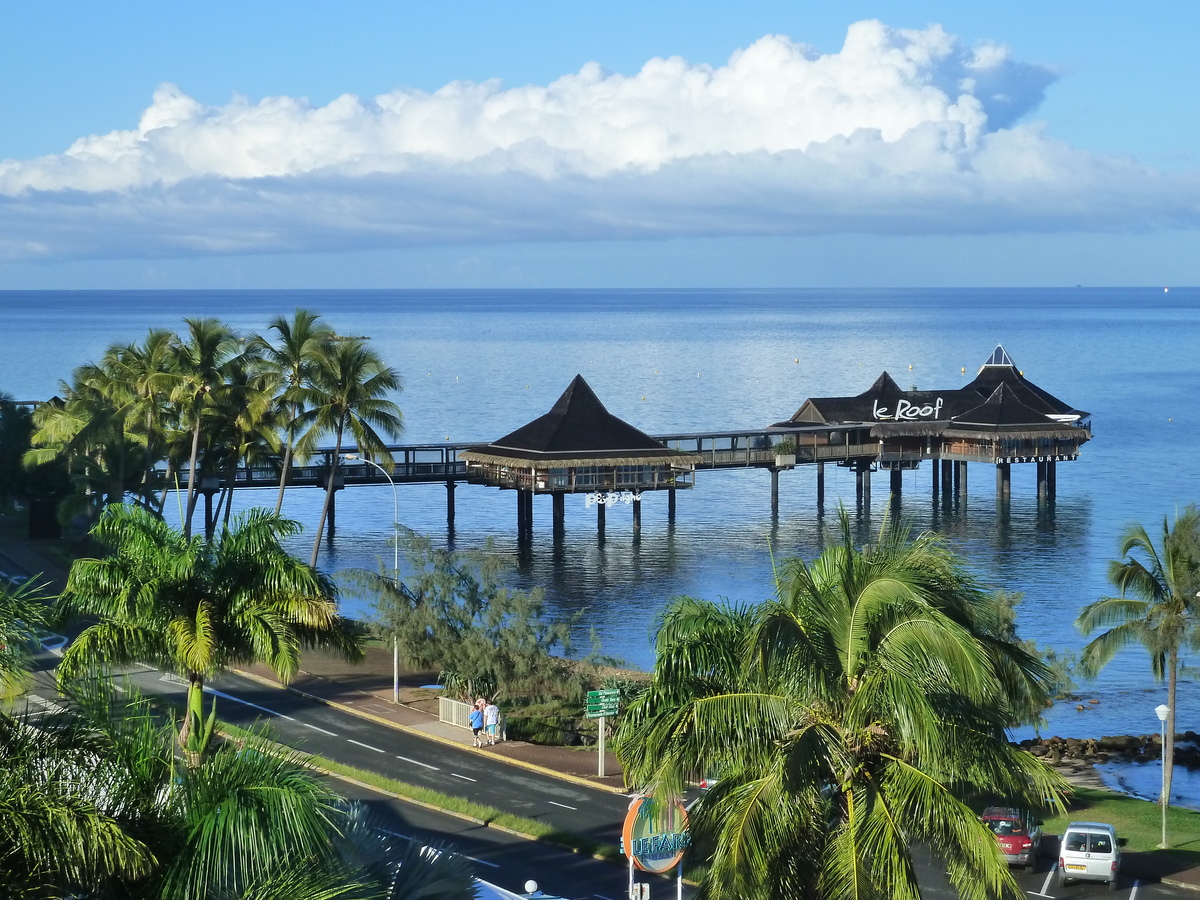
[469,704,485,747]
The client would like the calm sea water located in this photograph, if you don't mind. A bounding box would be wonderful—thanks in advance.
[3,287,1198,792]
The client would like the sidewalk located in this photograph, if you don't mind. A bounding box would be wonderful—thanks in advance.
[234,644,629,793]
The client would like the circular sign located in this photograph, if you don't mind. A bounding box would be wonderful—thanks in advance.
[621,795,690,873]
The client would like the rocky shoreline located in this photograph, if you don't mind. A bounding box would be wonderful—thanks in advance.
[1019,732,1200,768]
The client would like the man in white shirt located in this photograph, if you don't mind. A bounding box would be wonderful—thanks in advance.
[483,701,500,745]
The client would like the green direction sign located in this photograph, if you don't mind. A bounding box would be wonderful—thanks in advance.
[586,688,620,719]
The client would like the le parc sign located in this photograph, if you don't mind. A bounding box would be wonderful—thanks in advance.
[872,397,945,421]
[622,796,690,874]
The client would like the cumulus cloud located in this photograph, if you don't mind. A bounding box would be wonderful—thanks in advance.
[0,20,1196,263]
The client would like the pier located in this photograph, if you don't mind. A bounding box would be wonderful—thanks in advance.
[172,347,1091,541]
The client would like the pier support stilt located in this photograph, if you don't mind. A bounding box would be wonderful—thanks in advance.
[1047,459,1057,499]
[816,462,825,511]
[632,498,641,533]
[996,463,1011,502]
[1037,460,1048,501]
[446,481,456,531]
[597,500,605,535]
[855,461,871,508]
[552,492,565,535]
[957,461,968,500]
[932,461,939,497]
[668,487,676,524]
[516,489,527,537]
[771,469,780,516]
[941,460,953,497]
[890,468,902,496]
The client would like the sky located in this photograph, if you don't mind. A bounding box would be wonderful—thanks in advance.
[2,1,1199,289]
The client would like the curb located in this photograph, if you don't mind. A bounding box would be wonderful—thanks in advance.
[230,668,629,796]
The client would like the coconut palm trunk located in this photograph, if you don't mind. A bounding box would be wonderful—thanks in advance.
[310,422,346,568]
[275,437,295,514]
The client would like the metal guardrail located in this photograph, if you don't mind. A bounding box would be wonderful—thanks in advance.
[438,697,507,740]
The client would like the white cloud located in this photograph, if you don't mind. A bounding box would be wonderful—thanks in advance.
[0,19,1196,263]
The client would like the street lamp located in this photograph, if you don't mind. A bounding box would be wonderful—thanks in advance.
[343,453,401,704]
[1155,702,1170,848]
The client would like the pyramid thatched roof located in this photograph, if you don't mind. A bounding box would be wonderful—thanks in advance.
[460,375,695,468]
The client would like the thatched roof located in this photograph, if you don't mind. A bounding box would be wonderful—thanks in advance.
[459,375,695,469]
[939,384,1088,440]
[775,345,1089,430]
[960,345,1088,421]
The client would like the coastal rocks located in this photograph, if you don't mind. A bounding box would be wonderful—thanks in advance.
[1019,734,1200,769]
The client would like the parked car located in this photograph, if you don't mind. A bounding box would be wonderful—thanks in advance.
[981,806,1043,872]
[1058,821,1120,891]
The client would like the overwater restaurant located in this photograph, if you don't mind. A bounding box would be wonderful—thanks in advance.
[777,346,1092,499]
[459,375,695,535]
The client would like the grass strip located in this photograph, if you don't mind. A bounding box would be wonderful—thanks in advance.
[1044,786,1200,859]
[215,719,623,861]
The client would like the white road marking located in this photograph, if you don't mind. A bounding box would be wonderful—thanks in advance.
[1034,862,1059,898]
[134,662,155,669]
[40,634,67,656]
[160,673,187,685]
[303,722,338,736]
[112,683,126,693]
[204,687,296,720]
[451,773,477,782]
[1130,878,1139,899]
[347,740,385,753]
[548,801,578,810]
[27,694,67,714]
[397,755,439,770]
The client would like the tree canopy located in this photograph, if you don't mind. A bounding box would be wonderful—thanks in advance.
[616,513,1067,900]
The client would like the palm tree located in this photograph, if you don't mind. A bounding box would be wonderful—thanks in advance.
[251,309,336,516]
[295,338,403,567]
[1,576,51,698]
[616,513,1067,900]
[1077,506,1200,826]
[0,704,156,897]
[56,503,364,762]
[168,318,250,539]
[3,681,428,900]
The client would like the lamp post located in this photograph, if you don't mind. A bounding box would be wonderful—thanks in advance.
[343,453,401,704]
[1156,702,1170,848]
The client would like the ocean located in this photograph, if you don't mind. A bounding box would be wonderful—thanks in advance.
[3,287,1198,803]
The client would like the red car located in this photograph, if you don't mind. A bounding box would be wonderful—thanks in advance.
[982,807,1043,872]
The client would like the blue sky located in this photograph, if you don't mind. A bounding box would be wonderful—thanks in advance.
[2,1,1198,288]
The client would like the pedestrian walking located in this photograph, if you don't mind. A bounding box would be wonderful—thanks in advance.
[469,703,484,748]
[483,700,500,745]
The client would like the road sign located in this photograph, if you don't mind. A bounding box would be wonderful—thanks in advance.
[586,688,620,719]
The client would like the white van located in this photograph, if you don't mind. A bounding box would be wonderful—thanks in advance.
[1058,821,1120,890]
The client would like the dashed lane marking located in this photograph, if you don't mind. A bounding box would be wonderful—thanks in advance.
[451,773,477,782]
[303,722,338,736]
[205,687,296,721]
[397,755,439,770]
[549,801,578,810]
[347,739,385,753]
